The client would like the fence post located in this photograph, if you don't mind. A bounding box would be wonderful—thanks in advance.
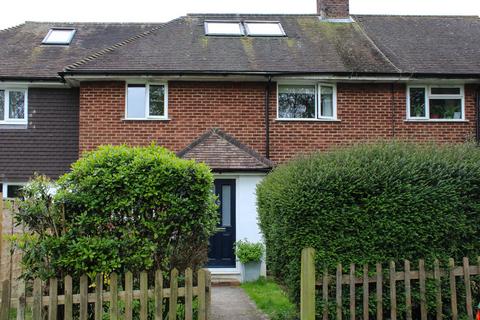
[0,279,10,320]
[301,247,315,320]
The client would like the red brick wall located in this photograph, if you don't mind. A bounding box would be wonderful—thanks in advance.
[79,81,266,155]
[270,83,477,162]
[79,81,477,163]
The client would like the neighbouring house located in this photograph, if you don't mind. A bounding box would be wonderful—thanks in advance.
[0,0,479,279]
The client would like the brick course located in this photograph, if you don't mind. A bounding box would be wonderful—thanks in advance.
[79,81,477,164]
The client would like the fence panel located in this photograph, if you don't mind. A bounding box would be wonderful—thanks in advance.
[300,247,480,320]
[0,268,211,320]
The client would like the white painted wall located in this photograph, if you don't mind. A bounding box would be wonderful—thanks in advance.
[210,173,266,277]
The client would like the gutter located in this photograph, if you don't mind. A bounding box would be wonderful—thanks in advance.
[265,76,272,159]
[60,69,480,80]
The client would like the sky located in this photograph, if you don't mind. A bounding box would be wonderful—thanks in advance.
[0,0,479,30]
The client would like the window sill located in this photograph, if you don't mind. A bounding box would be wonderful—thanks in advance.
[0,123,28,129]
[122,118,170,122]
[404,119,468,123]
[275,118,341,122]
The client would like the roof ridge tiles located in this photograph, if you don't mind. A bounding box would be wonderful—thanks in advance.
[63,17,186,72]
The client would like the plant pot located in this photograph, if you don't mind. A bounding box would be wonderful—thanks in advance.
[240,261,261,283]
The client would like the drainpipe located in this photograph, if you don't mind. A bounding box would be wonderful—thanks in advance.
[391,83,396,139]
[265,76,272,158]
[476,86,480,145]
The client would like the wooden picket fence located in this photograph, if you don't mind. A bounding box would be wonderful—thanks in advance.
[300,247,480,320]
[0,268,211,320]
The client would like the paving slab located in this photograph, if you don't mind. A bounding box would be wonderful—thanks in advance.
[211,286,268,320]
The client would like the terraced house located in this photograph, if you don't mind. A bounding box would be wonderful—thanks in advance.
[0,0,479,279]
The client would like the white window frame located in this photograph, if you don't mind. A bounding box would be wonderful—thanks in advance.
[0,88,28,125]
[406,84,465,121]
[204,21,244,36]
[243,21,286,37]
[125,82,168,120]
[1,182,26,199]
[276,82,337,121]
[42,28,76,45]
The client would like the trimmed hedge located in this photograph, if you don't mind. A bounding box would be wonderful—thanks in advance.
[257,142,480,314]
[15,145,218,279]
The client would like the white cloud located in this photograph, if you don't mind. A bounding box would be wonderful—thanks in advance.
[0,0,478,30]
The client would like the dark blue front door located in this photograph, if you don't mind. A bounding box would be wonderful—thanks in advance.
[208,179,236,268]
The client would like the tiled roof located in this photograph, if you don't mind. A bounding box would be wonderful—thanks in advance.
[64,14,397,75]
[63,14,480,77]
[178,128,273,171]
[2,14,480,78]
[0,21,162,80]
[353,15,480,75]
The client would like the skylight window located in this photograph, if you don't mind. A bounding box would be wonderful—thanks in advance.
[244,22,285,36]
[42,28,76,45]
[204,21,244,36]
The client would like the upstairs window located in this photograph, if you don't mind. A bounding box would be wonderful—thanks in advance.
[205,22,244,36]
[126,83,167,120]
[244,22,285,36]
[0,89,27,124]
[42,28,76,45]
[277,83,337,120]
[407,85,464,120]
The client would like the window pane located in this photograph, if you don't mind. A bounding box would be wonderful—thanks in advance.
[409,87,426,118]
[9,91,25,119]
[43,29,75,44]
[320,86,334,118]
[7,185,23,198]
[429,99,462,119]
[0,90,4,121]
[149,85,165,117]
[245,22,284,36]
[221,185,231,227]
[278,85,316,119]
[127,85,146,118]
[431,87,460,95]
[205,22,243,35]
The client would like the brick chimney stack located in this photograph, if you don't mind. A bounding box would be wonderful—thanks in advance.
[317,0,350,19]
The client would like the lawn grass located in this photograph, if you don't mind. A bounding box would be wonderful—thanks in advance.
[241,277,298,320]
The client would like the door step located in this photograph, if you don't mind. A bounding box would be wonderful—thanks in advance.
[211,277,241,287]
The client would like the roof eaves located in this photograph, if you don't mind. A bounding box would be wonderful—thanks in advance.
[62,17,186,72]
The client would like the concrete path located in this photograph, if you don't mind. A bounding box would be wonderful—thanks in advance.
[211,286,268,320]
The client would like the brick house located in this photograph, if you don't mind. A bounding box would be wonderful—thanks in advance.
[0,0,479,278]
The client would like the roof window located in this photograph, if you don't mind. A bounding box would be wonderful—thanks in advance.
[42,28,76,45]
[204,22,244,36]
[244,22,285,36]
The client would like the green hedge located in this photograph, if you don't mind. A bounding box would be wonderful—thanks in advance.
[15,145,218,279]
[257,142,480,316]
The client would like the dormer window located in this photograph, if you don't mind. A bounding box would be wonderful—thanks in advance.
[42,28,76,45]
[244,22,285,36]
[205,22,244,36]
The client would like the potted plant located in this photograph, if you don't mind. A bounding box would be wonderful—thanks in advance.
[235,239,264,283]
